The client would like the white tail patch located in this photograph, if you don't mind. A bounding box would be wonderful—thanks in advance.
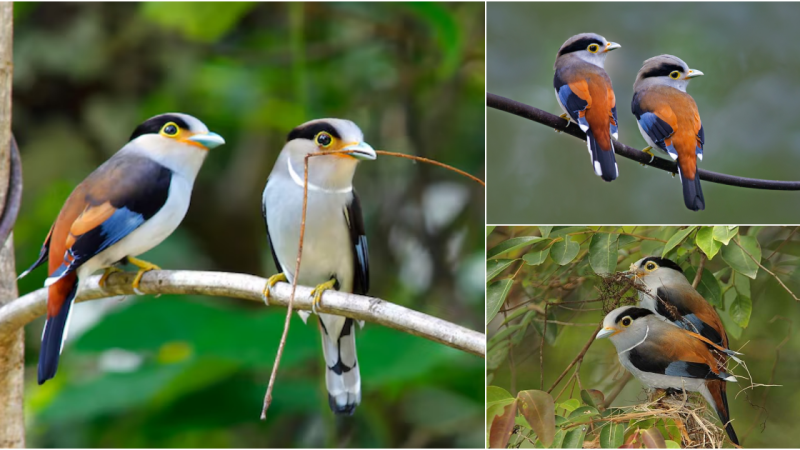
[593,161,603,177]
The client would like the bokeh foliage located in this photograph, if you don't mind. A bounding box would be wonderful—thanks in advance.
[487,2,800,223]
[487,226,800,448]
[12,2,485,447]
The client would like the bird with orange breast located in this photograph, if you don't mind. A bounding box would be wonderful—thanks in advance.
[18,113,225,384]
[597,306,739,446]
[554,33,621,182]
[632,55,706,211]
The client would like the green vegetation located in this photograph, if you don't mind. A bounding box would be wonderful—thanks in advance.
[13,3,485,447]
[487,226,800,448]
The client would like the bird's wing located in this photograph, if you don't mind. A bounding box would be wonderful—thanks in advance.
[628,324,730,381]
[696,123,704,160]
[654,286,726,348]
[632,90,679,159]
[554,70,591,132]
[46,155,173,284]
[609,87,618,140]
[345,191,369,295]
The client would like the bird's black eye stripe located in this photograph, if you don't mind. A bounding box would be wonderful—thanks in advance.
[130,114,190,141]
[558,37,605,56]
[640,256,684,274]
[615,307,653,324]
[287,122,342,143]
[641,63,685,80]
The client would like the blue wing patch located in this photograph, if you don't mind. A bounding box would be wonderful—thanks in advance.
[637,112,678,160]
[664,361,715,379]
[46,207,146,286]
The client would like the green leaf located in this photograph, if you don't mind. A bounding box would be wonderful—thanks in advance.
[486,226,496,238]
[568,406,600,424]
[487,279,513,324]
[721,237,761,279]
[600,422,625,448]
[617,235,637,248]
[539,226,553,239]
[562,425,588,448]
[488,236,544,259]
[580,389,605,409]
[661,227,697,257]
[589,233,619,275]
[683,267,723,307]
[141,2,255,42]
[487,386,514,404]
[696,226,722,260]
[665,440,681,449]
[730,293,752,328]
[559,398,580,412]
[550,238,580,265]
[713,226,739,245]
[524,248,550,266]
[517,390,556,448]
[487,259,516,282]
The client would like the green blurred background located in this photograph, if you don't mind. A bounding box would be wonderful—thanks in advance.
[11,2,485,447]
[487,226,800,448]
[487,2,800,223]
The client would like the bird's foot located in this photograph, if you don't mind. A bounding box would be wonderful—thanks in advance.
[555,113,570,133]
[261,272,287,306]
[310,279,337,314]
[640,147,655,166]
[98,266,123,288]
[126,256,161,295]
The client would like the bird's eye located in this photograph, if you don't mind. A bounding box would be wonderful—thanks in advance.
[162,123,179,136]
[645,261,657,271]
[669,71,681,80]
[621,317,632,327]
[316,132,333,147]
[587,44,600,53]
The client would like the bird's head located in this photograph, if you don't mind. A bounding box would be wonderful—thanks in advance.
[555,33,620,69]
[634,55,703,92]
[596,306,654,345]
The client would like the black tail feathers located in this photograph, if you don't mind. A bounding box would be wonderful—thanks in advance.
[586,130,618,182]
[38,284,77,385]
[678,167,705,211]
[715,387,739,446]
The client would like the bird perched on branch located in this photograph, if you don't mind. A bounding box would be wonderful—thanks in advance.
[261,118,375,415]
[19,113,225,384]
[597,306,739,445]
[628,256,741,363]
[632,55,706,211]
[554,32,621,182]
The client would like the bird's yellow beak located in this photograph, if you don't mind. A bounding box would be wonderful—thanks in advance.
[596,327,620,339]
[340,142,377,161]
[187,132,226,150]
[685,69,704,79]
[604,42,621,52]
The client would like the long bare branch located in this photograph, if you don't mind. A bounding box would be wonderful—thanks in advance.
[0,270,485,357]
[487,93,800,190]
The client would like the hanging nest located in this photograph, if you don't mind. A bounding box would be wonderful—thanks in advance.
[596,271,641,314]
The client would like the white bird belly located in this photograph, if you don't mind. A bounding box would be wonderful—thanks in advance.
[77,174,193,279]
[263,177,355,293]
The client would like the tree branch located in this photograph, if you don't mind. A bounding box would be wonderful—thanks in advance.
[487,93,800,191]
[0,270,485,358]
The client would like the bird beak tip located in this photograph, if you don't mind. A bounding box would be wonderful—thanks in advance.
[687,69,705,79]
[189,131,226,149]
[605,42,621,52]
[596,328,615,339]
[343,142,377,161]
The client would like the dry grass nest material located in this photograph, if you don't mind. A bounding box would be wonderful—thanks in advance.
[587,393,726,449]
